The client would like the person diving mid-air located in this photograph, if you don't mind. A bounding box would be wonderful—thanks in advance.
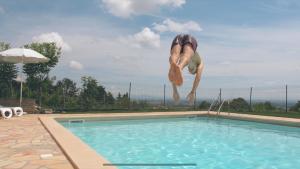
[168,34,204,104]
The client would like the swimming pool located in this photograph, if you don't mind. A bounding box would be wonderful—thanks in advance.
[60,116,300,169]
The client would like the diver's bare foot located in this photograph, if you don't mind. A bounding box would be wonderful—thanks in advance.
[173,64,183,86]
[168,62,176,83]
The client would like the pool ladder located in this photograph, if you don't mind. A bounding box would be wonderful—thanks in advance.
[208,94,230,115]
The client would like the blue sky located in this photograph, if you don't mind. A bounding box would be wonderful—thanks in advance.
[1,0,300,99]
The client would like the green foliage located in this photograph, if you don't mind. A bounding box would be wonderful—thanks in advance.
[79,76,112,110]
[252,101,276,112]
[131,100,149,109]
[44,78,79,111]
[57,78,78,97]
[198,100,211,110]
[290,101,300,112]
[0,63,17,83]
[56,78,79,110]
[0,42,159,112]
[0,42,18,98]
[229,97,249,112]
[106,92,115,105]
[23,43,61,106]
[115,92,129,108]
[23,43,61,79]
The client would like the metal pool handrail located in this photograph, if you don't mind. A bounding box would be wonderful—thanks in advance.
[208,94,221,114]
[217,100,226,115]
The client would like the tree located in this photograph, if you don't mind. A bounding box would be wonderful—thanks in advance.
[0,42,18,98]
[24,43,61,79]
[55,78,78,109]
[253,101,276,112]
[229,98,249,112]
[290,101,300,112]
[106,92,115,105]
[56,78,78,97]
[198,100,211,110]
[115,93,129,108]
[79,76,107,110]
[23,43,61,106]
[263,101,276,111]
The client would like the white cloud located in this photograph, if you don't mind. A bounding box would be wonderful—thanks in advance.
[0,5,5,14]
[32,32,71,52]
[101,0,186,18]
[69,60,83,70]
[153,19,202,33]
[121,27,160,48]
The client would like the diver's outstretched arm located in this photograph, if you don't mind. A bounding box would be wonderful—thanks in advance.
[187,59,204,103]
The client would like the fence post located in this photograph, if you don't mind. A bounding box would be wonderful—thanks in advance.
[249,87,252,111]
[219,88,222,104]
[194,91,197,110]
[63,87,66,110]
[10,80,13,97]
[163,84,166,107]
[128,82,131,110]
[286,85,288,113]
[103,94,106,104]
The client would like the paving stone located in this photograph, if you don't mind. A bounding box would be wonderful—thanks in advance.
[3,161,27,169]
[38,167,49,169]
[47,163,74,169]
[11,155,40,161]
[0,160,14,167]
[10,143,30,148]
[22,164,40,169]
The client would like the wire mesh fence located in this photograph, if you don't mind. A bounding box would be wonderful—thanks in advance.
[100,82,300,113]
[2,80,300,113]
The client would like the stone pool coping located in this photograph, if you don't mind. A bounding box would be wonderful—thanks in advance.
[39,111,300,169]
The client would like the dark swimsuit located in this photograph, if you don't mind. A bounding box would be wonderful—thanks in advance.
[171,34,198,52]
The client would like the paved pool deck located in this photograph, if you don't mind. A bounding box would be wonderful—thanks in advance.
[0,115,74,169]
[1,111,300,169]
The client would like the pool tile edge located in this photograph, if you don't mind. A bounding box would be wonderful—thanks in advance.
[209,112,300,127]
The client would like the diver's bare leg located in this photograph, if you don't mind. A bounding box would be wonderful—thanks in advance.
[178,45,195,70]
[168,44,181,83]
[172,45,195,86]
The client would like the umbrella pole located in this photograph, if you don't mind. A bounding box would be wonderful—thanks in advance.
[20,76,22,107]
[20,56,23,107]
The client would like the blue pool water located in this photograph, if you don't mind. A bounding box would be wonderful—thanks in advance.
[60,117,300,169]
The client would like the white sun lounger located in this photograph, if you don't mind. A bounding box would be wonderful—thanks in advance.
[0,105,25,119]
[0,107,13,119]
[11,107,24,116]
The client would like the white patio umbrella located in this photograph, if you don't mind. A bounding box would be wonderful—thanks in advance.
[0,48,49,106]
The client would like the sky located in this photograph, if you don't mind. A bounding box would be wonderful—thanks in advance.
[1,0,300,99]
